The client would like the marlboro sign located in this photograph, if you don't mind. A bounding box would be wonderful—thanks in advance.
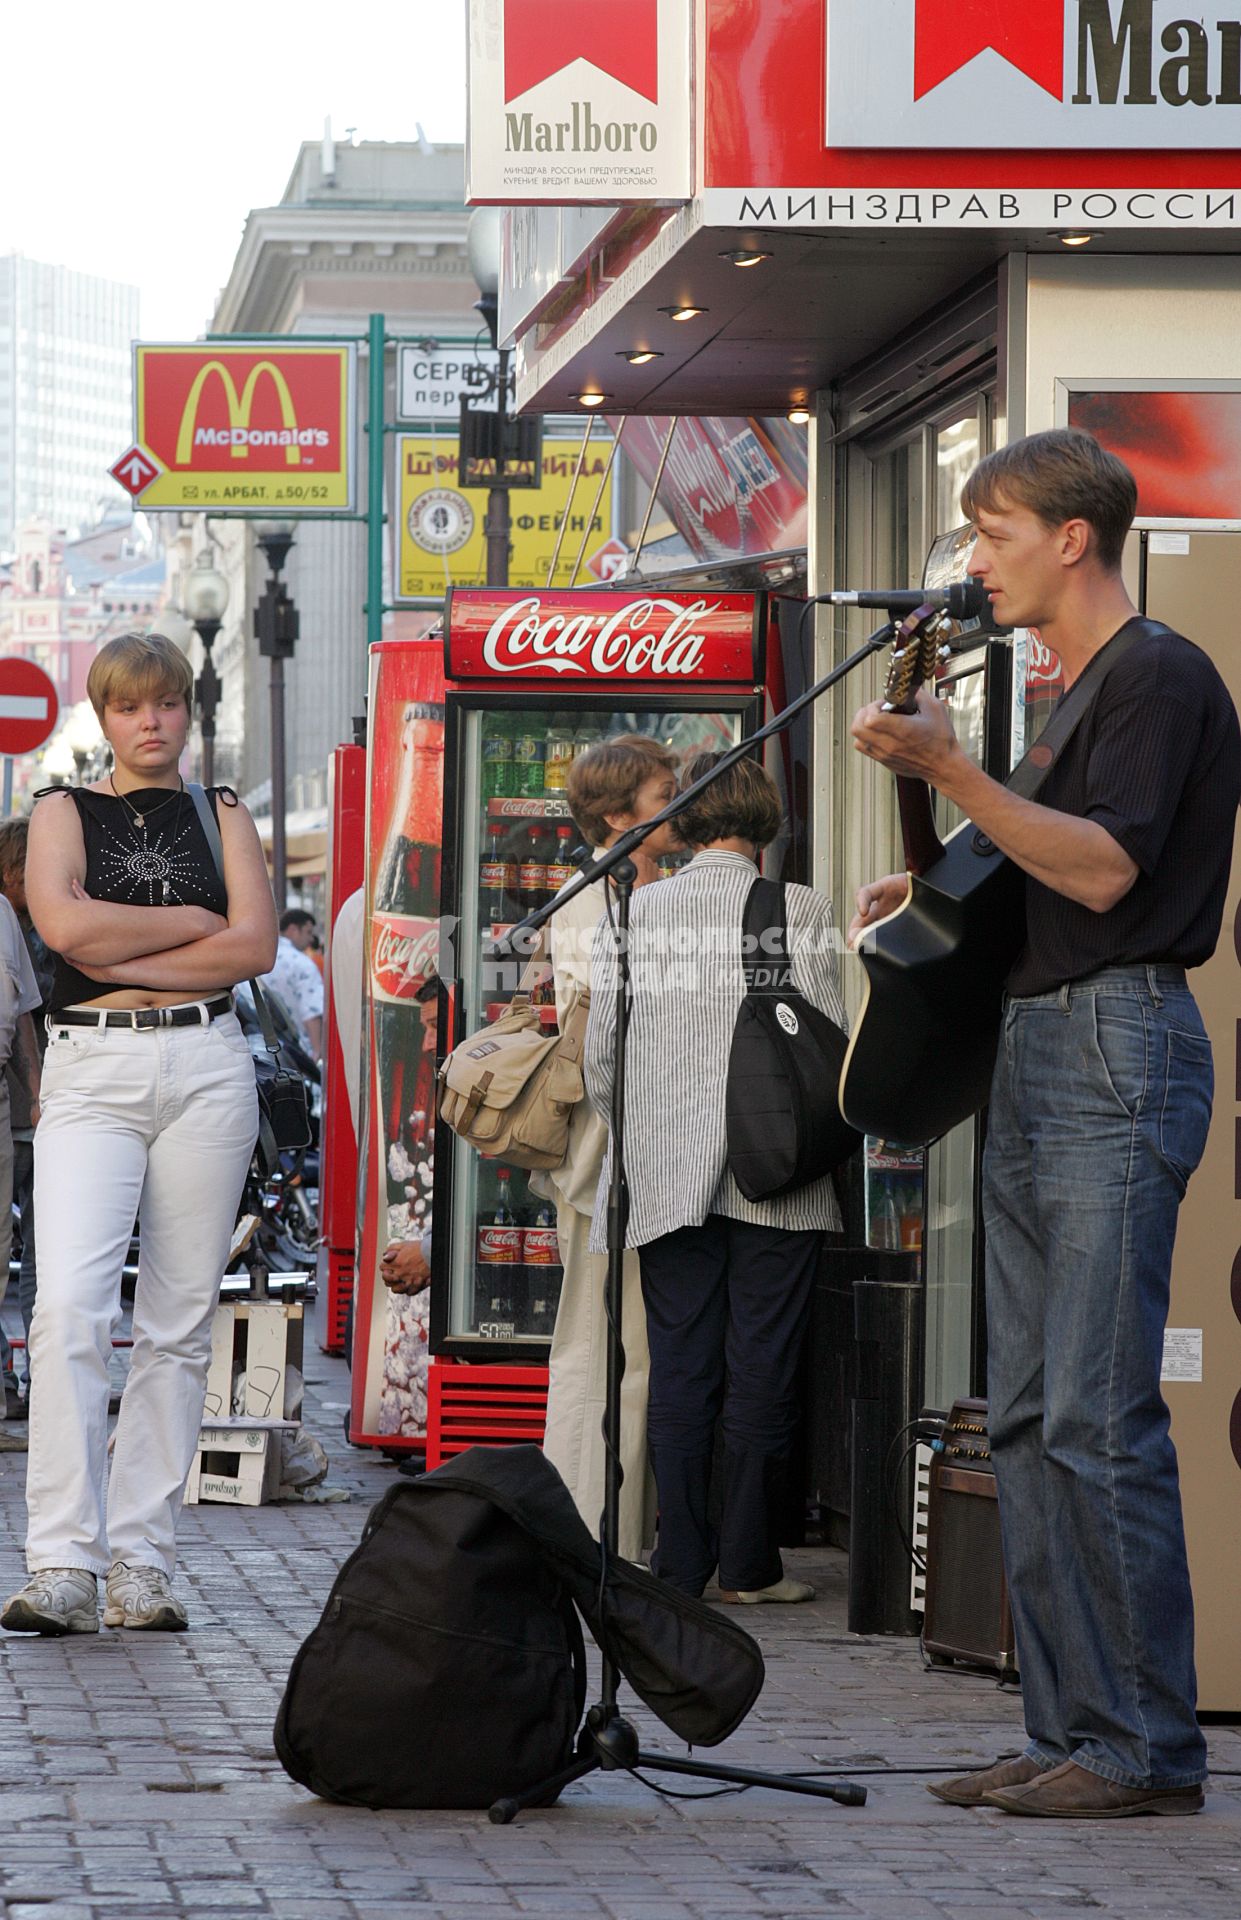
[467,0,693,203]
[827,1,1241,149]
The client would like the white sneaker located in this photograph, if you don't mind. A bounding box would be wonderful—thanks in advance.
[103,1562,188,1631]
[718,1576,816,1605]
[1,1568,99,1635]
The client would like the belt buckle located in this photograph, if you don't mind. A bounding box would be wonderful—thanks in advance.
[131,1008,160,1032]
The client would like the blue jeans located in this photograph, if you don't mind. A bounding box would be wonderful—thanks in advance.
[983,965,1210,1789]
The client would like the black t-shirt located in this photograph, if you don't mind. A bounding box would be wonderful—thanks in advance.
[36,784,234,1011]
[1007,620,1241,998]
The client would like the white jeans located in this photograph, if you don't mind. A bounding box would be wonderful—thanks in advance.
[26,1009,258,1576]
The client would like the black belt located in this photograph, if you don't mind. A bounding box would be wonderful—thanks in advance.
[51,995,235,1032]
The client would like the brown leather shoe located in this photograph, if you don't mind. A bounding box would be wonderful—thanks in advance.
[926,1754,1045,1807]
[985,1760,1205,1819]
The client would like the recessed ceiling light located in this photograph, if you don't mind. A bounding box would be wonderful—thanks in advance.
[618,349,663,365]
[719,248,771,268]
[659,305,707,322]
[572,391,610,408]
[787,406,811,426]
[1058,231,1096,247]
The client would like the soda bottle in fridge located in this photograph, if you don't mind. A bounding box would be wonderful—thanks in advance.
[512,724,546,798]
[522,1198,562,1339]
[517,821,551,916]
[544,721,575,795]
[480,821,518,926]
[476,1164,524,1337]
[547,824,576,894]
[481,714,516,800]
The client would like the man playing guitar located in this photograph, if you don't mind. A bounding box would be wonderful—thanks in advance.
[850,427,1239,1818]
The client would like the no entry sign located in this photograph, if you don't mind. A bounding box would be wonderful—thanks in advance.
[0,657,59,757]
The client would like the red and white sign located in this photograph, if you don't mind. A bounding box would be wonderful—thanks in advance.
[467,0,692,203]
[108,445,162,498]
[132,343,356,512]
[445,588,761,684]
[827,1,1241,150]
[585,537,630,582]
[0,657,60,757]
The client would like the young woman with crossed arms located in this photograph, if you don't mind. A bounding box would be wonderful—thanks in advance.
[1,633,276,1636]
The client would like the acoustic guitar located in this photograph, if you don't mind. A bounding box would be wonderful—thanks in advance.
[837,604,1024,1148]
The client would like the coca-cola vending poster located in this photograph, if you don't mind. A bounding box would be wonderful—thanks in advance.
[1066,389,1241,527]
[353,638,449,1445]
[612,415,808,564]
[445,587,763,684]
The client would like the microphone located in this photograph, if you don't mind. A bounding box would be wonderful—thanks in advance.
[819,581,989,621]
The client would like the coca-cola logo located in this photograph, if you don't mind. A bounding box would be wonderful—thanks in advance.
[371,916,440,1000]
[480,595,715,678]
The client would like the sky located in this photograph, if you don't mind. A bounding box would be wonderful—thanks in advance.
[1,1,468,340]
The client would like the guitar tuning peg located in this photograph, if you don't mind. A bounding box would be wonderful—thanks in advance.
[937,644,952,660]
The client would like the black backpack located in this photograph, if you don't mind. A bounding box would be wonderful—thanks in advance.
[725,878,861,1200]
[274,1445,765,1810]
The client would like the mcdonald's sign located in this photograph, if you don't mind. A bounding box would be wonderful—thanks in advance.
[132,343,356,512]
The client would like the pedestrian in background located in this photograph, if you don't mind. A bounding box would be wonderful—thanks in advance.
[537,735,679,1558]
[0,818,55,1412]
[1,631,275,1638]
[263,908,324,1061]
[0,875,42,1434]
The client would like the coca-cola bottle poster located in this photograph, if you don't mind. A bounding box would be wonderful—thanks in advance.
[354,637,448,1443]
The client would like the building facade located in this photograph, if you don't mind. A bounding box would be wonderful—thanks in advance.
[0,253,138,552]
[201,137,483,829]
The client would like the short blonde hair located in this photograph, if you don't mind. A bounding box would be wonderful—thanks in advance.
[565,734,677,847]
[87,632,193,722]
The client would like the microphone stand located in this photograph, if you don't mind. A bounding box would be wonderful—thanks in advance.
[484,614,898,1825]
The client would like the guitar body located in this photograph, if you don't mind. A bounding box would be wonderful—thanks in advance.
[839,819,1026,1146]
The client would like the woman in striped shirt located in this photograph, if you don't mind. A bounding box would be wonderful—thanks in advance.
[585,756,847,1604]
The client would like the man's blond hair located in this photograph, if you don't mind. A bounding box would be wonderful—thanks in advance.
[86,632,194,722]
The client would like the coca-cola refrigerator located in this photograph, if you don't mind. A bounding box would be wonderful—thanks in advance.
[431,586,768,1363]
[350,638,447,1451]
[319,741,367,1355]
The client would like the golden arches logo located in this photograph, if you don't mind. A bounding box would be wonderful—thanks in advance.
[174,360,305,467]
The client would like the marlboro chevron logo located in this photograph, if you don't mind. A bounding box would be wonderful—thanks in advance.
[826,2,1241,149]
[466,0,691,202]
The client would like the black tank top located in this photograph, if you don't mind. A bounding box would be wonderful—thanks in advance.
[35,784,236,1011]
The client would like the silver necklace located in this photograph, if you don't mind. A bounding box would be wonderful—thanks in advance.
[109,778,186,904]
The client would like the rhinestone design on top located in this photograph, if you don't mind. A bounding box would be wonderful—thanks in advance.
[97,794,212,908]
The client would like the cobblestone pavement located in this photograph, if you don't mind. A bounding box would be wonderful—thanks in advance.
[1,1296,1239,1920]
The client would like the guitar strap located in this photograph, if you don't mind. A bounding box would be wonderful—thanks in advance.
[1004,618,1169,802]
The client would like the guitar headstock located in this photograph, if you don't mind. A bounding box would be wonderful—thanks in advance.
[881,604,950,716]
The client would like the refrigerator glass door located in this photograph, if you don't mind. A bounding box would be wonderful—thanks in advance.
[445,702,744,1350]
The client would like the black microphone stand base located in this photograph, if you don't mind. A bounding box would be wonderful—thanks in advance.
[488,1704,866,1823]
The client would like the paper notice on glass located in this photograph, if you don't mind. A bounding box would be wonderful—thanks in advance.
[1161,1329,1203,1383]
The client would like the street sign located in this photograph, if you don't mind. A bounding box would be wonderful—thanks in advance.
[0,657,60,757]
[585,537,630,582]
[395,432,617,600]
[108,445,162,498]
[131,343,357,513]
[397,344,512,423]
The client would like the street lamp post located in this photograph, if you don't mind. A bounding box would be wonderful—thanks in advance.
[467,208,511,588]
[184,553,229,787]
[253,522,298,909]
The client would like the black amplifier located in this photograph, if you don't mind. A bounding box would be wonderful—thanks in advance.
[921,1397,1018,1681]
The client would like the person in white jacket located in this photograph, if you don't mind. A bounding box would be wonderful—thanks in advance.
[538,735,681,1557]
